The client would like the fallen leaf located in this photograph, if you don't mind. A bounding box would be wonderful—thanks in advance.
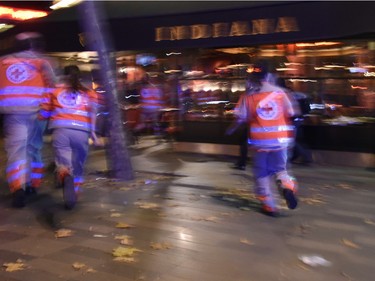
[364,218,375,226]
[134,202,160,210]
[240,238,254,245]
[336,183,353,190]
[150,242,172,250]
[112,246,142,257]
[55,229,74,238]
[113,257,136,263]
[341,271,354,280]
[115,222,134,229]
[114,235,134,246]
[204,216,219,222]
[72,262,86,270]
[94,234,107,238]
[341,238,360,249]
[86,268,97,273]
[110,213,122,218]
[115,235,131,240]
[3,261,26,272]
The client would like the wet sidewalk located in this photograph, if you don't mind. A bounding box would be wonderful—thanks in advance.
[0,136,374,281]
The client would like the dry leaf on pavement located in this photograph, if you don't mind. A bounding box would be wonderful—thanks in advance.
[113,257,136,263]
[336,183,353,190]
[341,238,360,249]
[115,222,134,229]
[240,238,254,245]
[112,246,142,258]
[72,262,86,270]
[3,260,26,272]
[114,235,134,246]
[134,201,160,210]
[55,229,74,238]
[86,268,97,273]
[364,218,375,225]
[110,213,122,218]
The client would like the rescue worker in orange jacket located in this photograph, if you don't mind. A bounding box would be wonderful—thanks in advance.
[0,32,55,208]
[234,60,298,216]
[39,65,101,209]
[135,74,165,134]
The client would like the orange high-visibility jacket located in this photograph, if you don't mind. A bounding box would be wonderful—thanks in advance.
[40,86,98,132]
[0,51,54,114]
[140,85,165,111]
[237,85,295,148]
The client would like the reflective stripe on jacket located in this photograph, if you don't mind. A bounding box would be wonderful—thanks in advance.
[140,86,165,111]
[41,87,98,132]
[0,52,54,114]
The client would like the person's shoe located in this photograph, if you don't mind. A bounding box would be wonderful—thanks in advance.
[283,188,298,209]
[12,189,26,208]
[260,204,280,217]
[277,179,298,210]
[25,185,37,196]
[63,175,77,210]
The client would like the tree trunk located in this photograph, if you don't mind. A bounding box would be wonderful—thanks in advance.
[78,1,134,181]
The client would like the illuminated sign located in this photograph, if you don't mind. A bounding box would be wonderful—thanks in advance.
[155,17,299,41]
[0,6,48,21]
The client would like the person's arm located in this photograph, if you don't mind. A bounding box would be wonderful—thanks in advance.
[88,90,104,146]
[226,94,249,135]
[283,91,297,118]
[38,91,53,120]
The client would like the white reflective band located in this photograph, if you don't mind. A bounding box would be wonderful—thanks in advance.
[251,125,294,133]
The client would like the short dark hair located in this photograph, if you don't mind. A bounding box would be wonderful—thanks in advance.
[249,59,269,80]
[64,65,82,91]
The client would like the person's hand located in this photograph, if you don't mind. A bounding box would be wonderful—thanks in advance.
[91,133,105,147]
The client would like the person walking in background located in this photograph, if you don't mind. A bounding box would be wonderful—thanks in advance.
[226,94,250,171]
[0,32,56,208]
[39,65,101,209]
[276,77,313,165]
[134,73,165,135]
[234,60,299,217]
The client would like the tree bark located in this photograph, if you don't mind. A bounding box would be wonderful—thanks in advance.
[78,1,134,181]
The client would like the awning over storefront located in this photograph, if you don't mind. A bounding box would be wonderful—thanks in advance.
[1,1,375,53]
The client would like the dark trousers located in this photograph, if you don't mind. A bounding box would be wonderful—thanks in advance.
[237,126,249,167]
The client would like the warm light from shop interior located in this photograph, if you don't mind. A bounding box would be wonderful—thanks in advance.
[296,42,341,47]
[276,67,298,71]
[50,0,82,10]
[0,6,48,21]
[351,85,368,90]
[0,23,14,32]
